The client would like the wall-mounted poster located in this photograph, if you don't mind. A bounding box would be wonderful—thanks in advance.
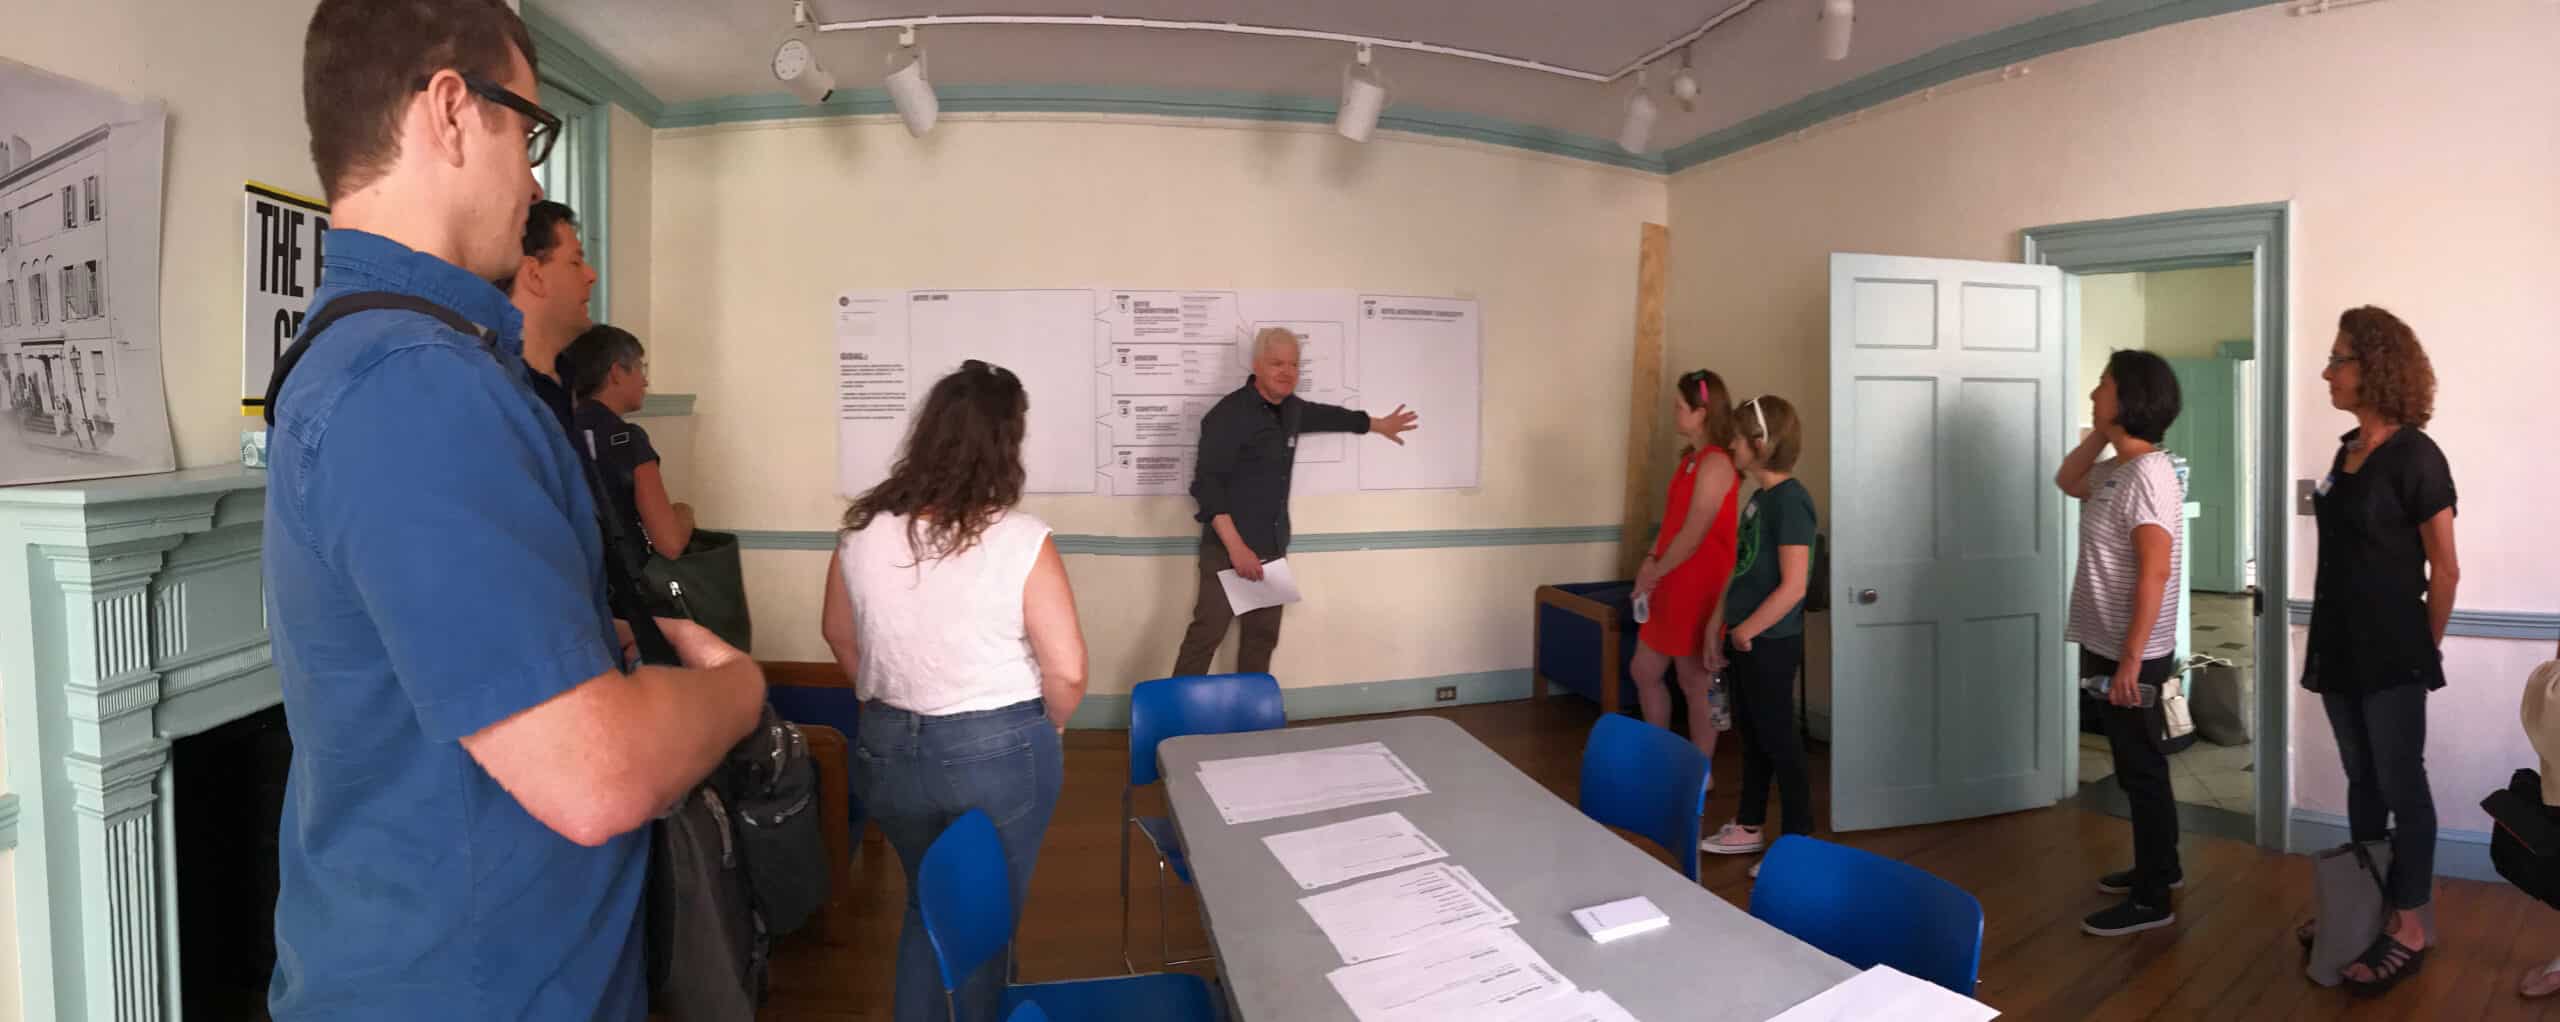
[0,57,172,487]
[240,182,328,418]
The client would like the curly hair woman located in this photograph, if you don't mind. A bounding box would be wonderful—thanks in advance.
[2297,306,2458,995]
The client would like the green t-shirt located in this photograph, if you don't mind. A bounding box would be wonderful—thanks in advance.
[1726,478,1820,638]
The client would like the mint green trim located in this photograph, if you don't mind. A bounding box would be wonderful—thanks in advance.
[633,393,695,418]
[657,85,1671,173]
[730,524,1620,556]
[1662,0,2286,172]
[2217,340,2253,361]
[520,1,667,124]
[1064,669,1532,730]
[0,794,17,851]
[2287,600,2558,642]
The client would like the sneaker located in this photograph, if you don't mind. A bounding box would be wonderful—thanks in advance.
[2082,898,2175,937]
[2096,868,2185,896]
[1701,822,1767,856]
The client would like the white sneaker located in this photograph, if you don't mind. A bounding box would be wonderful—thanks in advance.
[1701,822,1766,856]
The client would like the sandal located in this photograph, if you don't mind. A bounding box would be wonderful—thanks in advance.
[2523,958,2560,999]
[2344,930,2426,997]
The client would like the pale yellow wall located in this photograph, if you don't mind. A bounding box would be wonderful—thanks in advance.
[1665,0,2560,828]
[2076,272,2146,424]
[607,105,653,339]
[2143,264,2252,358]
[651,116,1667,690]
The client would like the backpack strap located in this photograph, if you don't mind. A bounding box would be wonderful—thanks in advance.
[261,291,491,426]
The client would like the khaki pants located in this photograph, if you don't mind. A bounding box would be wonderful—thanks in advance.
[1172,536,1283,677]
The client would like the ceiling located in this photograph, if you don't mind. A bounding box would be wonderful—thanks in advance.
[536,0,2107,151]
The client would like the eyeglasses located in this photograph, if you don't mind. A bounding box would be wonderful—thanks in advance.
[1744,396,1769,442]
[414,73,563,167]
[2325,354,2359,369]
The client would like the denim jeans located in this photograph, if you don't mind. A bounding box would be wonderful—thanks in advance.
[853,698,1063,1022]
[2322,684,2435,910]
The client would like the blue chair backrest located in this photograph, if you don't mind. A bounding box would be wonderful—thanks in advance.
[918,810,1014,992]
[1007,1003,1051,1022]
[1576,714,1709,880]
[768,684,861,740]
[1128,673,1286,788]
[1748,835,1984,995]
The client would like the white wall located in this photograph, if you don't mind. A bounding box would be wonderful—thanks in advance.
[651,116,1666,697]
[1666,0,2560,832]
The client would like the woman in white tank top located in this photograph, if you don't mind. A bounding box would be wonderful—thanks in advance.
[819,360,1087,1022]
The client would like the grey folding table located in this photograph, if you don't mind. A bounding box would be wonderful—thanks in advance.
[1159,715,1859,1021]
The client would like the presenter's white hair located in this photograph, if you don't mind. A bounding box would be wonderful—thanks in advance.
[1252,327,1301,362]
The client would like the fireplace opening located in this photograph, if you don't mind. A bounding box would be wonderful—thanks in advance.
[173,704,291,1021]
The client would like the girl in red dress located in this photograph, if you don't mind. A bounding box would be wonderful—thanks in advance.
[1632,368,1743,759]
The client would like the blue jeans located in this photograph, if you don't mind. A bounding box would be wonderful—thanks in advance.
[854,698,1063,1022]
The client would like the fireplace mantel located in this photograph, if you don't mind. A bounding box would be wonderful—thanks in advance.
[0,465,274,1022]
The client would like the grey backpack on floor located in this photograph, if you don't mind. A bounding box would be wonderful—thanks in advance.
[648,705,830,1019]
[2305,838,2435,987]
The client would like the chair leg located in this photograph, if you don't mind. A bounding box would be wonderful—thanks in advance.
[1118,813,1137,974]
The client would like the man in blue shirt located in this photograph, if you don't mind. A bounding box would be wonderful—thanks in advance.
[267,3,766,1018]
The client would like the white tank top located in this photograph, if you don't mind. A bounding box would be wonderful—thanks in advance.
[837,511,1052,716]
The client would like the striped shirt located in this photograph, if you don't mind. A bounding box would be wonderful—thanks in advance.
[2068,452,2185,661]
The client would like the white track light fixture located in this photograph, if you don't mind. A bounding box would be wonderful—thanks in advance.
[1337,43,1387,142]
[1617,69,1659,154]
[1670,46,1700,113]
[884,26,939,137]
[772,38,836,105]
[1821,0,1855,61]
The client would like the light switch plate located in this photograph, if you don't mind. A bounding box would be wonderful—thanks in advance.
[2297,479,2318,516]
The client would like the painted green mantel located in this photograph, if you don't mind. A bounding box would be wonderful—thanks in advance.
[0,465,276,1022]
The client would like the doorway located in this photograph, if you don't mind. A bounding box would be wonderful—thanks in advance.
[2023,203,2293,851]
[2066,265,2262,841]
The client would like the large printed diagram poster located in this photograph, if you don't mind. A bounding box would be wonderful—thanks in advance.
[835,288,1479,499]
[0,58,172,486]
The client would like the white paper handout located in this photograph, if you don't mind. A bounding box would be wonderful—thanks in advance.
[1495,990,1642,1022]
[1195,741,1429,825]
[1765,965,2000,1022]
[1299,862,1517,965]
[1216,556,1303,614]
[1325,927,1575,1022]
[1262,811,1449,890]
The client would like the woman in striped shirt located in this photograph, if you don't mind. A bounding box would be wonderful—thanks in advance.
[2056,349,2186,939]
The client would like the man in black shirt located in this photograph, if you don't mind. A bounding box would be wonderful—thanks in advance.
[500,200,594,433]
[1173,327,1419,677]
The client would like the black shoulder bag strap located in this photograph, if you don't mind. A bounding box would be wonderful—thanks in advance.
[261,291,490,426]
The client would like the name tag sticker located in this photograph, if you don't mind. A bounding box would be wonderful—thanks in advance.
[2314,473,2335,497]
[610,431,635,447]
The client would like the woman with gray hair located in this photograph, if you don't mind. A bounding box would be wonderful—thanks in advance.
[559,323,693,565]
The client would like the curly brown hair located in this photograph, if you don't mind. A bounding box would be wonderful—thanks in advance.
[843,361,1027,562]
[2337,306,2436,428]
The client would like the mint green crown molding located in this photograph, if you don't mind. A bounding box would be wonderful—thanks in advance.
[656,84,1672,173]
[1661,0,2285,172]
[633,393,696,418]
[527,0,2283,176]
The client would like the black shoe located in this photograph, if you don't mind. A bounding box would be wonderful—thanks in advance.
[2082,898,2176,937]
[2096,868,2185,896]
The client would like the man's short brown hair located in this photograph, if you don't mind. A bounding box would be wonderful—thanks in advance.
[303,0,537,202]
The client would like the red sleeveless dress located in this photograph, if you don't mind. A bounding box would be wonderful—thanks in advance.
[1639,446,1741,658]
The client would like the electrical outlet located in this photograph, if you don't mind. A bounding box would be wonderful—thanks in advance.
[2297,478,2318,516]
[1434,686,1458,702]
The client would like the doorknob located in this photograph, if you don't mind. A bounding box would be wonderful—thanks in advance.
[1857,589,1879,605]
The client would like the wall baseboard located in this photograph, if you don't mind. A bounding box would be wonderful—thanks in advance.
[733,524,1621,556]
[2288,808,2498,885]
[2285,600,2559,641]
[763,661,1533,731]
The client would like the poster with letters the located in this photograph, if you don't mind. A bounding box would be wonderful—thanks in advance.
[0,57,172,486]
[241,182,328,418]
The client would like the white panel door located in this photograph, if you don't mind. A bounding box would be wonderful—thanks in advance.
[1829,254,2068,831]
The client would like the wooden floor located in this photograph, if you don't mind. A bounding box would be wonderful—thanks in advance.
[766,697,2560,1020]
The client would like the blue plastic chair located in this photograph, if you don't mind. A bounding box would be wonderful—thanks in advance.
[1749,835,1985,995]
[921,810,1219,1022]
[1576,713,1710,880]
[1123,672,1286,972]
[1006,1004,1050,1022]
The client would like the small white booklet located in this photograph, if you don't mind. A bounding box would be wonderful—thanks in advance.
[1217,556,1303,613]
[1570,896,1669,944]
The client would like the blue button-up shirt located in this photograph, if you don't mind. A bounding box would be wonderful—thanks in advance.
[262,230,642,1021]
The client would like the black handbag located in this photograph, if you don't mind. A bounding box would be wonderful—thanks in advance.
[642,530,753,654]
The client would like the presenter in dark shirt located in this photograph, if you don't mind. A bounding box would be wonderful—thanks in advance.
[2298,305,2459,995]
[1173,327,1419,677]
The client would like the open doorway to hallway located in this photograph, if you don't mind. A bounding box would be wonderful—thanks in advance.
[2071,264,2263,841]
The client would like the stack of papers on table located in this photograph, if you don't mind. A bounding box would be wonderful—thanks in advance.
[1325,927,1577,1022]
[1262,812,1449,890]
[1196,741,1429,825]
[1765,965,2000,1022]
[1298,862,1516,965]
